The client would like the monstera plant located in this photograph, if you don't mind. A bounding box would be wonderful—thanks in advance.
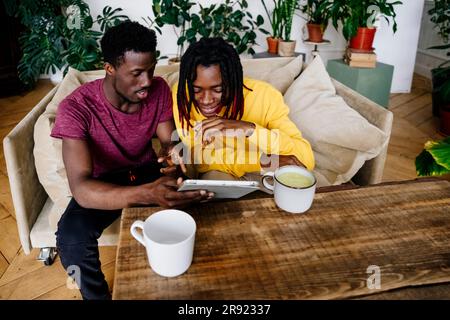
[5,0,128,87]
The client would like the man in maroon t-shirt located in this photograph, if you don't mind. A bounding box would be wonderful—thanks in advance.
[51,21,211,300]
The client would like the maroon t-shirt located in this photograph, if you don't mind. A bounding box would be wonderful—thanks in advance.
[51,77,173,178]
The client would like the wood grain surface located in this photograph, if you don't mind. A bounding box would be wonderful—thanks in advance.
[113,179,450,300]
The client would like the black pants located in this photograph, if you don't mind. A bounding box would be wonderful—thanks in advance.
[55,163,163,300]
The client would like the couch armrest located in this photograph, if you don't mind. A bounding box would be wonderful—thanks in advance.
[331,79,393,186]
[2,86,58,254]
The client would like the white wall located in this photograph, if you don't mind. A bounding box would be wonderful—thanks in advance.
[415,0,448,79]
[85,0,425,93]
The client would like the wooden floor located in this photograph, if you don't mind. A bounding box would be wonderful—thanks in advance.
[0,75,445,299]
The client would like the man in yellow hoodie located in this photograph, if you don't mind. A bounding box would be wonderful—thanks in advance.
[167,37,314,181]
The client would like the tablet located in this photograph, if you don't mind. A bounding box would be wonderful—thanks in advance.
[177,179,260,199]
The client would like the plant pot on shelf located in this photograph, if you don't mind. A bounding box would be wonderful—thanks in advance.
[306,23,325,43]
[267,37,279,54]
[278,40,296,57]
[349,27,377,51]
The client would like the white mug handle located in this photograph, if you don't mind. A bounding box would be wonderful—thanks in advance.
[262,171,275,191]
[130,220,146,247]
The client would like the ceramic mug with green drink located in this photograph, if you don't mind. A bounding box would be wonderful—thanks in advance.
[262,165,316,213]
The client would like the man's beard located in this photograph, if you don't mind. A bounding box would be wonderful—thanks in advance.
[113,80,140,104]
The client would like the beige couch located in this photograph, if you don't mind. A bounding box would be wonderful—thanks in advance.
[3,56,393,263]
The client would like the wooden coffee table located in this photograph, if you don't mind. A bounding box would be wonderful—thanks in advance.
[112,179,450,300]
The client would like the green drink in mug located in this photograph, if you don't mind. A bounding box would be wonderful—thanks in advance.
[262,165,316,213]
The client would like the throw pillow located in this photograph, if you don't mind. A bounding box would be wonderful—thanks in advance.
[34,68,88,228]
[242,56,303,94]
[284,56,389,186]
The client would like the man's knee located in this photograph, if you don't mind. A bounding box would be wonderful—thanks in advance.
[56,202,102,246]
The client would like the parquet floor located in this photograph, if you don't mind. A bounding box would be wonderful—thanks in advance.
[0,74,444,299]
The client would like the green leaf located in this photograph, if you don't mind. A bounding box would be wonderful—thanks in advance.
[415,149,449,177]
[177,36,186,45]
[256,14,264,26]
[259,28,270,35]
[186,28,196,40]
[416,137,450,176]
[426,138,450,169]
[199,25,209,37]
[154,3,161,15]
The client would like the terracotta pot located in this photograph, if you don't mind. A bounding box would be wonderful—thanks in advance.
[349,27,377,51]
[278,40,296,57]
[306,23,325,43]
[439,104,450,136]
[267,37,279,54]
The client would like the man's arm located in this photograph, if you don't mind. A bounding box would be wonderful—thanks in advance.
[62,138,208,210]
[156,119,187,174]
[156,119,177,149]
[247,90,315,170]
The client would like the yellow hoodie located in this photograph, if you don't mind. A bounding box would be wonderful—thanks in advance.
[172,78,315,177]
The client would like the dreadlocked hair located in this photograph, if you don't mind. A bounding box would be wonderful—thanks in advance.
[177,37,249,130]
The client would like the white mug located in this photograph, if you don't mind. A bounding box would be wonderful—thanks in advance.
[262,165,317,213]
[130,209,196,277]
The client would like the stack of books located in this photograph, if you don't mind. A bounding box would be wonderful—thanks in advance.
[344,48,377,68]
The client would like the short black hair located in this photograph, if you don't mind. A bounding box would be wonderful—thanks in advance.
[100,21,157,67]
[177,37,247,130]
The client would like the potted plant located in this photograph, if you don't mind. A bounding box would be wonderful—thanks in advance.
[416,136,450,177]
[6,0,128,88]
[427,0,450,135]
[329,0,402,51]
[277,0,298,57]
[152,0,266,59]
[261,0,283,54]
[150,0,194,64]
[298,0,330,43]
[185,0,266,55]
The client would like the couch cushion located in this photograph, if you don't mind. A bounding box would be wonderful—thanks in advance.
[30,198,119,248]
[283,56,389,186]
[154,57,302,94]
[34,68,89,228]
[156,64,180,88]
[242,56,302,94]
